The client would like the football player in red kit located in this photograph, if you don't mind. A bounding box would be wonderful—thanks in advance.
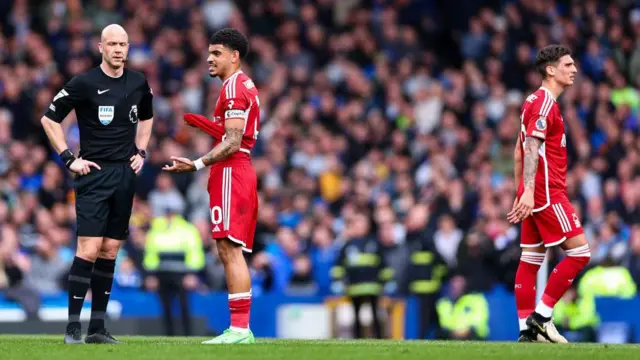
[164,28,259,344]
[508,45,591,343]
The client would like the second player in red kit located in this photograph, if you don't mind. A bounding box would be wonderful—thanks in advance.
[508,45,591,344]
[164,28,258,344]
[516,87,583,248]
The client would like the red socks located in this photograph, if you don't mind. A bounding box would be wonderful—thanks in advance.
[229,290,252,330]
[515,252,545,330]
[536,244,590,317]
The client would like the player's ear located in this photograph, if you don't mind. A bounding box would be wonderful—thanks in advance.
[98,42,104,55]
[546,64,555,77]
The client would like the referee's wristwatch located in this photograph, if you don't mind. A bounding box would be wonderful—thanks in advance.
[137,149,147,158]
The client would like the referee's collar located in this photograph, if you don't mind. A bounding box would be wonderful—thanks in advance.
[99,64,124,79]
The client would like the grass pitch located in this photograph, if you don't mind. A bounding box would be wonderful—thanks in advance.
[1,335,638,360]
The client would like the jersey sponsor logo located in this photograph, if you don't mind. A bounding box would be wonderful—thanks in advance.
[53,89,68,102]
[98,106,115,125]
[225,109,245,119]
[129,105,139,123]
[536,118,547,130]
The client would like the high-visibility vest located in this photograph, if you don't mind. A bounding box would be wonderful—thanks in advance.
[143,215,205,273]
[436,293,490,338]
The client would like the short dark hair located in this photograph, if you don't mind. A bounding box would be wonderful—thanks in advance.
[209,28,249,60]
[535,45,572,78]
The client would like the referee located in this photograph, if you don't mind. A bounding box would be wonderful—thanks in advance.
[41,24,154,344]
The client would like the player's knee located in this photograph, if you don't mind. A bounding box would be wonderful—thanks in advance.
[76,236,103,261]
[217,238,242,265]
[565,241,591,261]
[562,234,590,256]
[98,238,121,259]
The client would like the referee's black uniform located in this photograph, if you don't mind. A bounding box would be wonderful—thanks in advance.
[45,66,153,240]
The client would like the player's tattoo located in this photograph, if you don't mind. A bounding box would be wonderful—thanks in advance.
[523,136,542,190]
[201,124,243,166]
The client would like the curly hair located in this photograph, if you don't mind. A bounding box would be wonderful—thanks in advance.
[535,44,572,78]
[209,28,250,60]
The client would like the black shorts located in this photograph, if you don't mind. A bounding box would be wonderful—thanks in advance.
[74,162,136,240]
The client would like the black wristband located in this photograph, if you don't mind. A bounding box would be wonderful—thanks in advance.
[60,149,76,169]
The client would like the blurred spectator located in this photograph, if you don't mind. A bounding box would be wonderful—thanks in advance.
[553,284,599,343]
[436,275,490,340]
[143,205,205,336]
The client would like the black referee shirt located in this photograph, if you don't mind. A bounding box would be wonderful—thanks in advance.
[44,66,153,162]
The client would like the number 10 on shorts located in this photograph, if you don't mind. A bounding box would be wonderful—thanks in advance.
[211,206,223,232]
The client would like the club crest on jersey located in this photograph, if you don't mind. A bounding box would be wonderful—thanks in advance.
[98,106,114,125]
[536,118,547,130]
[129,105,138,124]
[572,213,581,228]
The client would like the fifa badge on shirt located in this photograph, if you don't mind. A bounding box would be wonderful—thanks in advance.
[536,117,547,130]
[98,106,114,125]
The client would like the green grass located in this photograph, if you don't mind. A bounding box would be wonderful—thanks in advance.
[1,335,639,360]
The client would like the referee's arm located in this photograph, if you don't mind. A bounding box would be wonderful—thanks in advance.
[130,81,154,173]
[136,80,154,151]
[42,78,100,174]
[41,115,70,155]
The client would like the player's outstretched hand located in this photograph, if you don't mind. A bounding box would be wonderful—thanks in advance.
[508,190,534,223]
[130,154,144,174]
[162,156,196,172]
[69,157,101,176]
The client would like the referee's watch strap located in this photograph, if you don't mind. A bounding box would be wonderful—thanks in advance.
[193,158,206,171]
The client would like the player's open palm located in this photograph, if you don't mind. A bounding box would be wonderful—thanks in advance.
[69,157,101,176]
[162,156,195,172]
[508,190,534,223]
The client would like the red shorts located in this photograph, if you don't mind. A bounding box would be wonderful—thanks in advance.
[208,161,258,253]
[520,201,584,248]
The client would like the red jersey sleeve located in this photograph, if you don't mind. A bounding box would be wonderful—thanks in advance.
[222,92,250,120]
[524,92,555,141]
[183,113,224,140]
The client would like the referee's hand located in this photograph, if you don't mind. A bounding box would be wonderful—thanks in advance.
[130,154,144,174]
[69,157,101,176]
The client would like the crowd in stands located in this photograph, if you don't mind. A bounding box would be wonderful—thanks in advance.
[0,0,639,312]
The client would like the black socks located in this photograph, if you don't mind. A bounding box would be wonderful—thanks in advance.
[89,257,116,333]
[67,256,94,329]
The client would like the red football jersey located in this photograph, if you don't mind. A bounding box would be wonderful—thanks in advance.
[212,70,260,163]
[517,87,569,211]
